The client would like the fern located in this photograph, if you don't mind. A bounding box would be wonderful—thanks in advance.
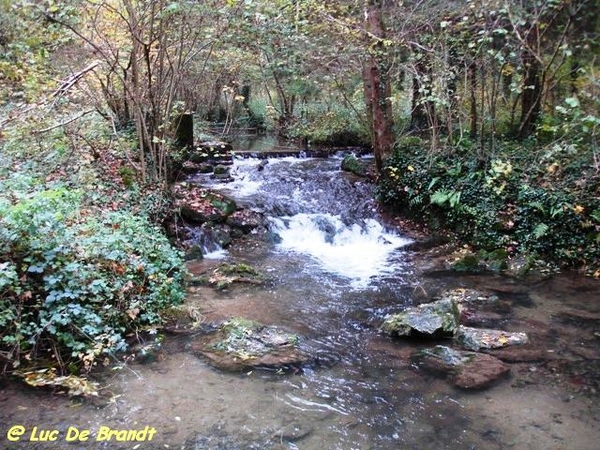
[430,189,451,205]
[430,189,462,209]
[409,194,424,207]
[533,222,549,239]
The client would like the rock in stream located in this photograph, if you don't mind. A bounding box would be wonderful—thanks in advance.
[190,318,307,372]
[381,298,460,337]
[413,345,511,389]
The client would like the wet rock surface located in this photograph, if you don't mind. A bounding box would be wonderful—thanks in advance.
[190,262,266,291]
[226,209,267,233]
[456,326,529,351]
[381,298,460,337]
[171,182,271,257]
[190,318,307,372]
[382,287,536,389]
[414,345,511,389]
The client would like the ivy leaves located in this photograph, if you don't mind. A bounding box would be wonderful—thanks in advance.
[0,181,185,372]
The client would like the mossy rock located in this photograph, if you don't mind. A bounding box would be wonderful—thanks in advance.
[191,318,306,372]
[341,154,367,177]
[451,253,482,272]
[381,298,460,338]
[207,262,265,290]
[173,183,237,223]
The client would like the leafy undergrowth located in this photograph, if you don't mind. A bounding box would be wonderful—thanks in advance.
[377,137,600,275]
[0,116,186,379]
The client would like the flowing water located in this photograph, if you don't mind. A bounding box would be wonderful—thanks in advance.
[1,144,599,450]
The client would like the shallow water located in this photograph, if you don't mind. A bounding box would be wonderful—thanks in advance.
[1,152,599,450]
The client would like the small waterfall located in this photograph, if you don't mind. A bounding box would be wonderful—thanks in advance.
[270,213,411,286]
[185,226,228,259]
[198,149,412,285]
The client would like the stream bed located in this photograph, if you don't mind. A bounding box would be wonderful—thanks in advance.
[1,152,599,449]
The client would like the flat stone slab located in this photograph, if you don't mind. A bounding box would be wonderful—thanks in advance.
[455,325,529,351]
[381,298,459,338]
[191,318,307,372]
[413,345,511,390]
[437,288,499,304]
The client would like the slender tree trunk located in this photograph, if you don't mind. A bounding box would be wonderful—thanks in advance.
[468,61,478,140]
[410,54,432,132]
[518,24,542,138]
[363,0,394,174]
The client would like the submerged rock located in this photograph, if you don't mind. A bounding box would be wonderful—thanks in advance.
[438,288,512,327]
[438,288,499,305]
[381,298,460,338]
[455,325,529,351]
[191,318,306,372]
[489,347,555,363]
[413,345,511,389]
[205,262,265,290]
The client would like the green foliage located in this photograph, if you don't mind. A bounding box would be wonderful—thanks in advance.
[0,0,75,101]
[288,101,370,146]
[0,176,185,372]
[377,137,600,272]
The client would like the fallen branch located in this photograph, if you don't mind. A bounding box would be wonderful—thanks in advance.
[51,61,101,102]
[0,61,101,131]
[34,109,95,134]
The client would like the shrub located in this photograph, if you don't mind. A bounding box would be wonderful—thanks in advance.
[288,101,370,146]
[377,138,600,273]
[0,180,185,372]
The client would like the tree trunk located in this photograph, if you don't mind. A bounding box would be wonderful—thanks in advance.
[468,61,478,140]
[363,0,394,174]
[518,25,542,138]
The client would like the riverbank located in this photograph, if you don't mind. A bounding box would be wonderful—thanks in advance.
[3,154,599,449]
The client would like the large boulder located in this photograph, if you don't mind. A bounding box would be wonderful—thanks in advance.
[455,325,529,351]
[413,345,511,389]
[191,318,306,372]
[173,183,237,223]
[226,209,267,233]
[381,298,460,338]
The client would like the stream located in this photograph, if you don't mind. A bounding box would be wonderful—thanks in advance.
[1,142,599,449]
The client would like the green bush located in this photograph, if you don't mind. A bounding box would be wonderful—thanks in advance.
[377,138,600,272]
[288,101,370,146]
[0,180,185,372]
